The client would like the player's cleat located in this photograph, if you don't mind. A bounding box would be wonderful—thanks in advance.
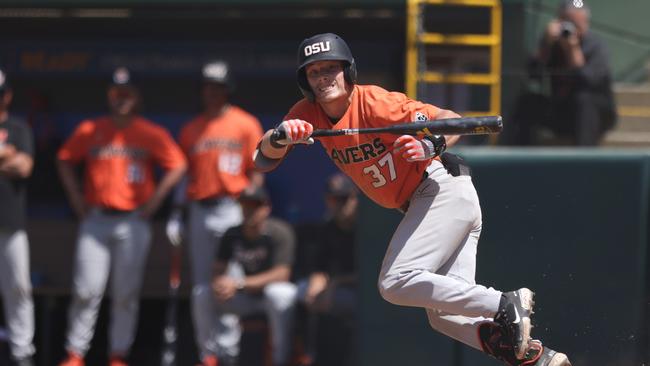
[495,288,535,359]
[520,340,572,366]
[58,351,85,366]
[195,355,219,366]
[108,355,128,366]
[478,321,520,365]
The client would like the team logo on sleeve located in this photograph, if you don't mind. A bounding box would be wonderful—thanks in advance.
[415,112,428,122]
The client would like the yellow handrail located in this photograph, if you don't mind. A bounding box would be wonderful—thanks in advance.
[420,72,499,85]
[422,0,499,7]
[418,33,500,46]
[405,0,502,117]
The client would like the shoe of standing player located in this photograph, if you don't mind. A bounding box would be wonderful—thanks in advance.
[495,288,535,359]
[520,340,572,366]
[195,354,218,366]
[58,351,85,366]
[108,355,128,366]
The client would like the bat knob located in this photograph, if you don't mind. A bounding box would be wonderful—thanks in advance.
[271,129,287,144]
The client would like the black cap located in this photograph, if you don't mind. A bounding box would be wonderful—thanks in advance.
[239,185,270,203]
[0,68,9,92]
[558,0,590,12]
[325,173,357,197]
[111,67,132,86]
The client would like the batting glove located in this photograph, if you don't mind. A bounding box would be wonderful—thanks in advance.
[165,209,184,247]
[393,135,444,162]
[272,119,315,146]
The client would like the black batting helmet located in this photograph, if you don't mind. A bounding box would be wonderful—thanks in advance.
[296,33,357,102]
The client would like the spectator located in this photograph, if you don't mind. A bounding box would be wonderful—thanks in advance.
[298,173,358,366]
[165,60,264,366]
[510,0,616,146]
[56,67,186,366]
[0,68,37,366]
[212,185,298,366]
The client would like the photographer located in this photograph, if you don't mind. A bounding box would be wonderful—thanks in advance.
[520,0,616,146]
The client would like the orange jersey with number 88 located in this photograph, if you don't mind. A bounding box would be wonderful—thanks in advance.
[284,85,441,209]
[179,106,263,200]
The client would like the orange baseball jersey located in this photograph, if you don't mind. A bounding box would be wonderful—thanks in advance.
[179,106,263,200]
[58,116,186,210]
[284,85,440,209]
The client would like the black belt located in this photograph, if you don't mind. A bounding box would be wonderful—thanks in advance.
[99,207,134,215]
[197,195,230,207]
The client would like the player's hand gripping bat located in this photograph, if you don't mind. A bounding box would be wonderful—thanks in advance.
[160,242,182,366]
[271,115,502,141]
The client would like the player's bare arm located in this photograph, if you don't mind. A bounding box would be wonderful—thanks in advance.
[305,272,329,306]
[139,164,186,219]
[247,169,265,188]
[0,143,16,160]
[0,147,33,178]
[56,159,88,218]
[211,260,239,302]
[435,108,462,147]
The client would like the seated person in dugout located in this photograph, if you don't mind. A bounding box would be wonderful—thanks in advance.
[211,185,298,366]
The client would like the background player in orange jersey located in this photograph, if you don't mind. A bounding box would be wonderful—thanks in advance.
[56,68,187,366]
[165,61,264,366]
[253,33,571,366]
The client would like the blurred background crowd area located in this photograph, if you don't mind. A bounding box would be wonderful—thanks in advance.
[1,1,650,365]
[0,0,647,223]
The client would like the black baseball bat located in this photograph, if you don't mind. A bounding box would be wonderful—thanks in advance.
[271,115,502,141]
[160,244,182,366]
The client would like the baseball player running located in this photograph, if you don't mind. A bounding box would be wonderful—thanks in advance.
[0,69,36,366]
[166,61,264,366]
[56,68,187,366]
[253,33,571,366]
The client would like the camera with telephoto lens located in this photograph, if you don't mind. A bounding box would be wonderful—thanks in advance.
[560,21,576,38]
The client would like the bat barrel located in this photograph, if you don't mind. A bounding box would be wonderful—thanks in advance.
[416,115,502,135]
[270,115,503,140]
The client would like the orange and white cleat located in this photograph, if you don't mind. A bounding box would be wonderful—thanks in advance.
[58,351,85,366]
[195,354,218,366]
[108,355,128,366]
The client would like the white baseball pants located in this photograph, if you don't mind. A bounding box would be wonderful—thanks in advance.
[378,159,503,350]
[65,209,151,356]
[215,282,298,365]
[0,229,35,360]
[188,198,243,359]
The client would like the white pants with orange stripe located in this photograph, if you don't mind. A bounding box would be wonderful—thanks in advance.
[0,229,35,360]
[377,159,503,351]
[188,198,243,359]
[65,209,151,356]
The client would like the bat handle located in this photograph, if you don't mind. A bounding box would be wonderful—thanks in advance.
[270,129,286,143]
